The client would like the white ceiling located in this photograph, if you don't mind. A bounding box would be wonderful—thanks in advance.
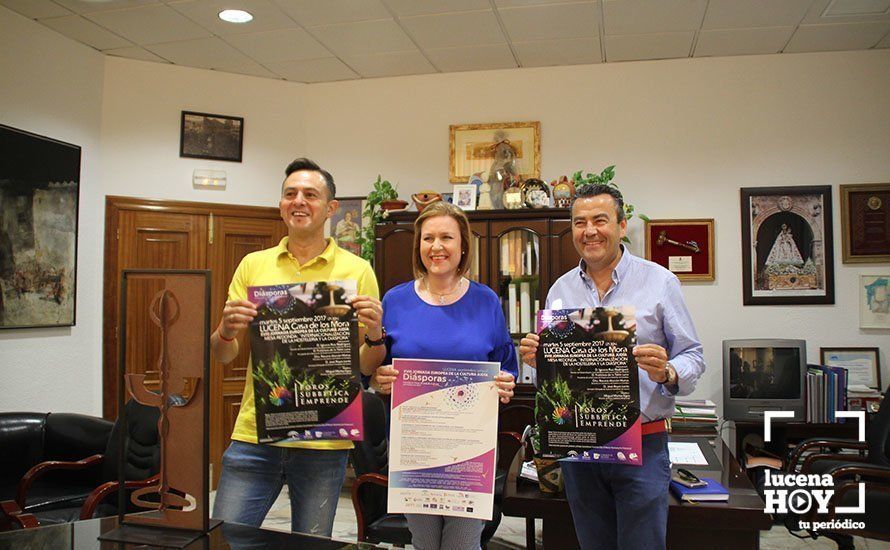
[4,0,889,83]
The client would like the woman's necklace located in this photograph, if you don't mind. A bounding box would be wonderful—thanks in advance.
[423,277,465,305]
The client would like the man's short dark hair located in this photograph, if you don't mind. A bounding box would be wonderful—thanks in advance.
[573,184,626,222]
[283,158,336,199]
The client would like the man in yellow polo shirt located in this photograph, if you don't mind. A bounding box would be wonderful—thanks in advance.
[210,158,387,536]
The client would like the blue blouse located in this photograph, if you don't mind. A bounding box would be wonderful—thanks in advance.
[381,280,518,378]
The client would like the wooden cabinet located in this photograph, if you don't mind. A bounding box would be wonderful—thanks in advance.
[374,208,575,396]
[103,196,286,487]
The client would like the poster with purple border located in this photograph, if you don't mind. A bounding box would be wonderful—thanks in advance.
[388,358,500,520]
[247,280,362,444]
[535,307,642,465]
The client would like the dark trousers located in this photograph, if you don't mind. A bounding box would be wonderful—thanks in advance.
[561,432,671,550]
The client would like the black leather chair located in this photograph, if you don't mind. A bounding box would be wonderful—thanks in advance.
[350,391,521,547]
[0,400,160,526]
[785,390,890,547]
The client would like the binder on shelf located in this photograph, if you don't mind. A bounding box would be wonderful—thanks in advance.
[519,282,531,334]
[508,284,519,334]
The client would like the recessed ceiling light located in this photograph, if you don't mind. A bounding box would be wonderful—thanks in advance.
[218,9,253,23]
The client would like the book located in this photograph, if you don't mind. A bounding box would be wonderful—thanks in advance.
[669,477,729,502]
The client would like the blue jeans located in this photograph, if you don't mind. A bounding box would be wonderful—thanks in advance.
[212,440,348,536]
[561,432,671,550]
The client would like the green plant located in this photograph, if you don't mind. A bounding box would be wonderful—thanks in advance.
[355,175,399,263]
[571,165,649,243]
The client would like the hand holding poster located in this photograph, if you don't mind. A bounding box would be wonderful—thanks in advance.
[388,359,500,520]
[535,307,642,465]
[248,280,362,443]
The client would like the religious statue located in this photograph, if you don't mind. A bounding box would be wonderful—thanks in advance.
[487,131,518,209]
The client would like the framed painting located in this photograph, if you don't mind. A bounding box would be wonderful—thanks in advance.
[840,183,890,264]
[740,186,834,305]
[860,274,890,329]
[180,111,244,162]
[820,347,881,390]
[0,124,80,329]
[326,196,367,257]
[449,121,540,183]
[644,219,714,281]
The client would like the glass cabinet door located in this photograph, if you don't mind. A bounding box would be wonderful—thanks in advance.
[493,226,544,338]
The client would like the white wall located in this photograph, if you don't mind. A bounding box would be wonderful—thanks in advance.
[3,4,888,419]
[303,50,890,411]
[0,6,105,414]
[100,57,306,207]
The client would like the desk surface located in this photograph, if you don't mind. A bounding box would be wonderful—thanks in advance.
[504,436,771,530]
[0,515,379,550]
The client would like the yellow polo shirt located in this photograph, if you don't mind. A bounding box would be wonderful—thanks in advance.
[228,237,379,450]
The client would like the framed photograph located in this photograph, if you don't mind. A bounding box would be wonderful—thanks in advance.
[820,347,881,390]
[740,186,834,305]
[180,111,244,162]
[644,219,714,281]
[1,124,80,329]
[860,274,890,329]
[452,184,477,211]
[840,183,890,264]
[325,196,367,257]
[449,121,540,183]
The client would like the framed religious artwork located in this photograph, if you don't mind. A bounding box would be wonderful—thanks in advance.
[325,196,367,257]
[449,121,540,183]
[860,274,890,329]
[740,186,834,305]
[644,219,714,281]
[0,123,81,329]
[180,111,244,162]
[840,183,890,264]
[820,347,881,390]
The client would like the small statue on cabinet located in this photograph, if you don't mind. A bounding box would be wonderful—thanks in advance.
[487,131,518,209]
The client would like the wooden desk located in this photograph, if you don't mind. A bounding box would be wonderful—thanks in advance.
[502,437,771,550]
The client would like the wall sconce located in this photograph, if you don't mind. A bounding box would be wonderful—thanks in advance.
[193,169,227,190]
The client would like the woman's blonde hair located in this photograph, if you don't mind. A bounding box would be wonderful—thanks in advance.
[412,201,473,280]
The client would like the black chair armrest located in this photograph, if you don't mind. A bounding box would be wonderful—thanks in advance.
[801,453,870,473]
[15,454,104,508]
[79,474,159,520]
[824,462,890,483]
[351,473,389,542]
[787,438,868,471]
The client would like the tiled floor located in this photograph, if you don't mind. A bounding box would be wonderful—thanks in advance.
[212,489,889,549]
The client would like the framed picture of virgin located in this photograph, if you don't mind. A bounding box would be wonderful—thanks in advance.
[740,186,834,305]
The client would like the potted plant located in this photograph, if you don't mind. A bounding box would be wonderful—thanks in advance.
[571,165,648,243]
[355,175,403,263]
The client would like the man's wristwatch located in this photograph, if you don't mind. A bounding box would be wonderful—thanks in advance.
[364,327,386,347]
[662,363,678,386]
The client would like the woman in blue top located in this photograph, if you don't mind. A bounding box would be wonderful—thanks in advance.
[371,200,517,550]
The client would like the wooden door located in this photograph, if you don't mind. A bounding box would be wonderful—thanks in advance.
[208,215,287,486]
[104,207,207,419]
[104,197,286,489]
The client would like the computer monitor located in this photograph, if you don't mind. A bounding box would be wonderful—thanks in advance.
[722,339,806,422]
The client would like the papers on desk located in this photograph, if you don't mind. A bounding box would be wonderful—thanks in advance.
[668,441,708,466]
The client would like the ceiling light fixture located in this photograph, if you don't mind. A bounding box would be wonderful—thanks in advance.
[218,9,253,23]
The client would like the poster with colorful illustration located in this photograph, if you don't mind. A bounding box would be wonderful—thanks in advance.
[535,307,642,465]
[248,280,362,443]
[388,359,500,520]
